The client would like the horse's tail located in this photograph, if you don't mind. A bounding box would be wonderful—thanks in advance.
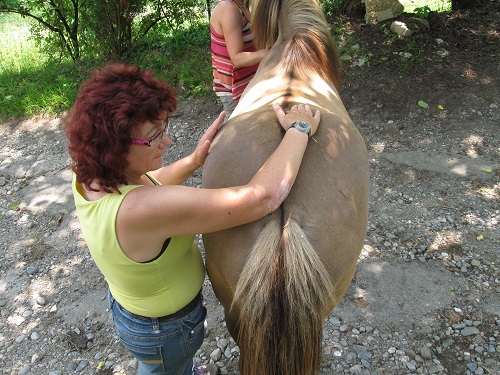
[232,216,335,375]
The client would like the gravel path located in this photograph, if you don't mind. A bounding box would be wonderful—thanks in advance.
[0,94,498,374]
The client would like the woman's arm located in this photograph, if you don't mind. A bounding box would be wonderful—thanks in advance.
[117,104,320,262]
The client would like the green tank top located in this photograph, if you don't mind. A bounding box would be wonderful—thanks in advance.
[72,174,205,317]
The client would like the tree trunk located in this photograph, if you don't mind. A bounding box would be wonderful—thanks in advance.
[206,0,211,20]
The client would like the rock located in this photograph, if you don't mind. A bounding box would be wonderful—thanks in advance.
[340,324,349,332]
[129,358,138,369]
[217,338,228,350]
[66,361,78,371]
[19,365,31,375]
[36,296,47,305]
[461,327,480,336]
[362,0,404,24]
[420,346,433,359]
[408,17,430,31]
[210,348,222,361]
[436,48,450,58]
[428,364,445,374]
[390,21,413,37]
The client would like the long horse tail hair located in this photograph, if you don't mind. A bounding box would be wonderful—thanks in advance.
[251,0,340,88]
[231,216,335,375]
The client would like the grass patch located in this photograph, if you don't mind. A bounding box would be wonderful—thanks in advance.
[0,14,84,120]
[0,14,213,121]
[0,61,82,119]
[399,0,451,13]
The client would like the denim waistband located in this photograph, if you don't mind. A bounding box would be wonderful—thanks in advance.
[126,291,202,323]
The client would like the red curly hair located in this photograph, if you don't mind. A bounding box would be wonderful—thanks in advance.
[64,63,177,193]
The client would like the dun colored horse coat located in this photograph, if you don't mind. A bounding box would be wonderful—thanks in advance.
[202,0,370,374]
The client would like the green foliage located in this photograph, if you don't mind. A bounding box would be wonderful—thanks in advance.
[8,201,20,211]
[414,5,432,19]
[330,19,347,37]
[0,59,85,119]
[400,0,451,13]
[319,0,342,19]
[125,21,212,98]
[0,13,213,120]
[88,0,205,57]
[0,13,79,119]
[9,0,85,61]
[0,0,208,61]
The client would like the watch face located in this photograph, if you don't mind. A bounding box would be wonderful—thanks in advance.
[294,121,310,133]
[288,121,311,136]
[296,122,309,131]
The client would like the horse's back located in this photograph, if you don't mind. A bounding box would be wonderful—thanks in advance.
[203,104,369,309]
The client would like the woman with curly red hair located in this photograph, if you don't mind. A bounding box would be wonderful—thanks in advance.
[64,62,320,375]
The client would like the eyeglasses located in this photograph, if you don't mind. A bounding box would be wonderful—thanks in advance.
[131,121,170,148]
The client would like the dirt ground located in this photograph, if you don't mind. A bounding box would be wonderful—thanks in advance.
[0,2,498,374]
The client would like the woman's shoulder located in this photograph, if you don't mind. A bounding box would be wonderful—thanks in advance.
[213,0,242,14]
[72,175,142,204]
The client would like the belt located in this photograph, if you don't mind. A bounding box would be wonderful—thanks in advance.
[130,291,202,322]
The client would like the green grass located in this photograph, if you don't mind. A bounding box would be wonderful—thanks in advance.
[0,14,87,119]
[0,14,213,121]
[399,0,451,13]
[1,15,40,115]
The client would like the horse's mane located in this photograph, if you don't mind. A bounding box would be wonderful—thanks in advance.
[250,0,341,88]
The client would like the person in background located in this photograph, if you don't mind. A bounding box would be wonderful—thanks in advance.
[64,63,320,375]
[210,0,268,121]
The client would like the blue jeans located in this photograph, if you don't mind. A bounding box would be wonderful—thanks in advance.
[108,291,207,375]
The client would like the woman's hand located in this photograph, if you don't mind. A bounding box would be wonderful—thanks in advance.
[151,111,225,186]
[273,103,321,137]
[192,111,226,167]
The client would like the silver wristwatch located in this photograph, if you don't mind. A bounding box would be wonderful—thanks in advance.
[287,121,311,137]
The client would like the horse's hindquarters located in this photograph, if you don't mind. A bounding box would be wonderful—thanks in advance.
[202,108,369,317]
[202,109,369,375]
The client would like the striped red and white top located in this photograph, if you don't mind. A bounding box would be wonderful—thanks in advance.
[211,0,260,102]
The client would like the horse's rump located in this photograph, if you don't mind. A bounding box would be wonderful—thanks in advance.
[203,108,369,375]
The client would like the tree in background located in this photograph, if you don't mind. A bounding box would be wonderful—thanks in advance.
[0,0,85,61]
[90,0,203,58]
[0,0,206,62]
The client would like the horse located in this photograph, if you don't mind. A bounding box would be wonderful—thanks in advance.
[201,0,370,374]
